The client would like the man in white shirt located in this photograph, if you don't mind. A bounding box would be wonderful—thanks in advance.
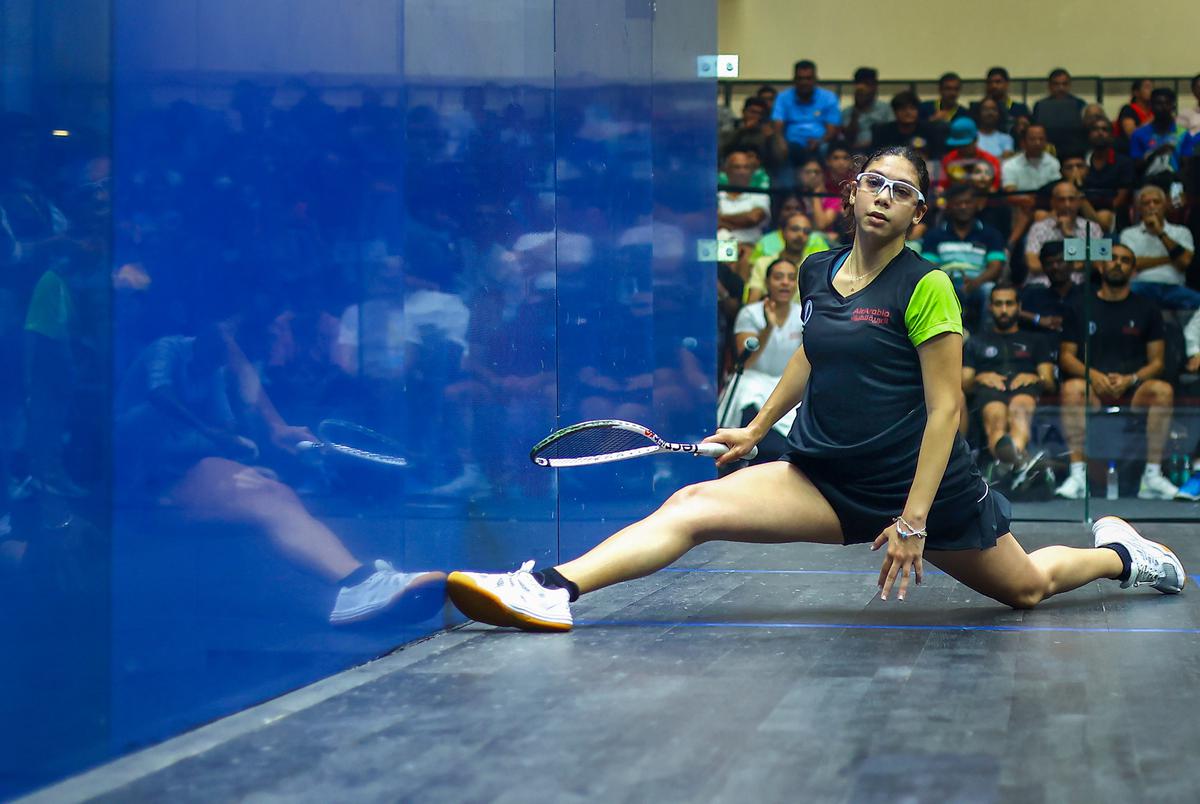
[1119,184,1200,309]
[1177,73,1200,135]
[1002,125,1060,253]
[718,148,771,244]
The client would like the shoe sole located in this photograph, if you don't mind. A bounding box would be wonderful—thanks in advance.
[447,572,572,632]
[330,572,447,626]
[1093,516,1187,594]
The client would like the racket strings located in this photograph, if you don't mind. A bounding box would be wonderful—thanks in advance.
[534,427,652,460]
[318,420,408,467]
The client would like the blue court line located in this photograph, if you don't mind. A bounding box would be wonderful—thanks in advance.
[664,567,1200,586]
[576,620,1200,635]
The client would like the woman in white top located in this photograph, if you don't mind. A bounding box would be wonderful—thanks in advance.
[719,257,804,434]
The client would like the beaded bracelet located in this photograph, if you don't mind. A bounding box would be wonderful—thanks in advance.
[893,515,927,540]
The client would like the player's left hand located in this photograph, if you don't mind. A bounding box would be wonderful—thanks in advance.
[272,424,317,454]
[871,521,925,601]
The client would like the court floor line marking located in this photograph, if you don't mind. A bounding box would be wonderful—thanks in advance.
[576,620,1200,635]
[665,567,1200,585]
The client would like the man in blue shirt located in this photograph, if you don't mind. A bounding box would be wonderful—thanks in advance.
[771,59,841,183]
[1130,88,1188,175]
[922,183,1007,330]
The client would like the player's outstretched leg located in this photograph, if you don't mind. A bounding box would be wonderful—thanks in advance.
[925,516,1184,610]
[447,461,843,631]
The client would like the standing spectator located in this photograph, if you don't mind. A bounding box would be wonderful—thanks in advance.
[841,67,892,152]
[1130,88,1188,177]
[1178,74,1200,136]
[922,183,1007,329]
[940,118,1001,191]
[1083,118,1136,226]
[920,72,969,124]
[770,60,841,183]
[1119,184,1200,309]
[871,91,945,157]
[1115,79,1155,152]
[1024,180,1103,284]
[970,67,1032,134]
[974,97,1016,160]
[1032,69,1087,155]
[717,149,771,244]
[1054,243,1179,501]
[1019,241,1083,338]
[745,211,829,303]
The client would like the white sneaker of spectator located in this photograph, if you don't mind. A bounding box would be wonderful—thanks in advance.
[1137,465,1180,500]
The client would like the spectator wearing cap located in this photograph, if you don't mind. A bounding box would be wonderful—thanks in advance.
[970,67,1032,134]
[871,91,946,157]
[1119,184,1200,309]
[841,67,892,152]
[1019,240,1083,340]
[920,72,970,124]
[1024,180,1103,284]
[922,183,1007,330]
[940,118,1002,191]
[1083,118,1135,224]
[1130,88,1188,176]
[1032,68,1087,154]
[770,60,841,181]
[974,97,1016,160]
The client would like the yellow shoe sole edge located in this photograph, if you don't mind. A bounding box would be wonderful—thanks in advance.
[447,571,573,632]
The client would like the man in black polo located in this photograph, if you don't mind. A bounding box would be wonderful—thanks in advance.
[963,283,1056,474]
[1083,117,1135,227]
[1055,243,1180,500]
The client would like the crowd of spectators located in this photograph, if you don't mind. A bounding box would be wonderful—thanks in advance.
[719,62,1200,501]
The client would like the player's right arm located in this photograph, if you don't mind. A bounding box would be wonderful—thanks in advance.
[709,345,812,466]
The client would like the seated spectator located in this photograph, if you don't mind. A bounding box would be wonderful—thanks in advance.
[757,84,778,117]
[717,148,771,244]
[962,283,1055,471]
[1024,180,1102,284]
[1002,124,1061,248]
[750,194,804,259]
[824,140,857,198]
[771,60,841,182]
[1115,79,1154,151]
[1058,151,1112,232]
[1178,74,1200,136]
[970,67,1032,134]
[1119,184,1200,309]
[1083,118,1135,225]
[797,156,841,238]
[1081,103,1108,130]
[745,211,829,303]
[841,67,892,152]
[1130,88,1188,178]
[1019,241,1083,337]
[920,72,970,124]
[720,258,804,460]
[940,118,1001,191]
[974,97,1016,159]
[872,90,945,158]
[1055,243,1179,500]
[1032,69,1087,154]
[719,97,784,180]
[921,183,1006,329]
[1183,307,1200,375]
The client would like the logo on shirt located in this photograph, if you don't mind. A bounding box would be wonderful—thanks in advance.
[801,298,814,325]
[851,306,892,325]
[984,345,999,359]
[1122,320,1141,336]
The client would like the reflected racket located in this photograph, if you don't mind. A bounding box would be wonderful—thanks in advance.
[529,419,757,468]
[297,419,408,467]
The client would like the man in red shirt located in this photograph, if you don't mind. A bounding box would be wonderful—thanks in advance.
[940,118,1001,191]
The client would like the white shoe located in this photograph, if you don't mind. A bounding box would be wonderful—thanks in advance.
[430,463,489,497]
[1093,516,1186,593]
[329,560,443,625]
[1055,471,1088,500]
[1138,472,1180,500]
[447,560,573,632]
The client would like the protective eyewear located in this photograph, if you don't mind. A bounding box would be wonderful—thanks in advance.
[855,172,925,205]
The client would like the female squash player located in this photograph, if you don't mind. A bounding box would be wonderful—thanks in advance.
[446,146,1185,632]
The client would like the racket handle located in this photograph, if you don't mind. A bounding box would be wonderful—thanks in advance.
[695,443,759,461]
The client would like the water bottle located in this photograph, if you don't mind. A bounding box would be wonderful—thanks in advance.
[1106,462,1119,500]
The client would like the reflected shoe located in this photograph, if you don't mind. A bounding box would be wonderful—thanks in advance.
[1011,451,1046,489]
[1055,471,1088,500]
[1174,475,1200,502]
[430,463,489,498]
[1137,472,1180,501]
[330,560,444,625]
[993,435,1019,466]
[1093,516,1185,593]
[447,560,572,632]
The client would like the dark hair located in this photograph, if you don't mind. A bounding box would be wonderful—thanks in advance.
[765,257,799,282]
[1132,78,1152,95]
[723,146,756,164]
[1039,239,1064,262]
[856,145,931,199]
[793,60,816,75]
[779,209,811,230]
[826,140,853,158]
[939,72,962,87]
[853,67,878,84]
[1193,74,1200,89]
[890,90,920,111]
[1058,148,1087,163]
[944,182,975,202]
[987,67,1010,81]
[756,84,777,96]
[989,281,1019,302]
[1048,68,1070,81]
[742,97,768,112]
[1151,87,1177,105]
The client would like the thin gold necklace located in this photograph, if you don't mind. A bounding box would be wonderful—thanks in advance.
[843,259,887,292]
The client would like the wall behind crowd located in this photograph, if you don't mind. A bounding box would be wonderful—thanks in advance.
[719,0,1198,80]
